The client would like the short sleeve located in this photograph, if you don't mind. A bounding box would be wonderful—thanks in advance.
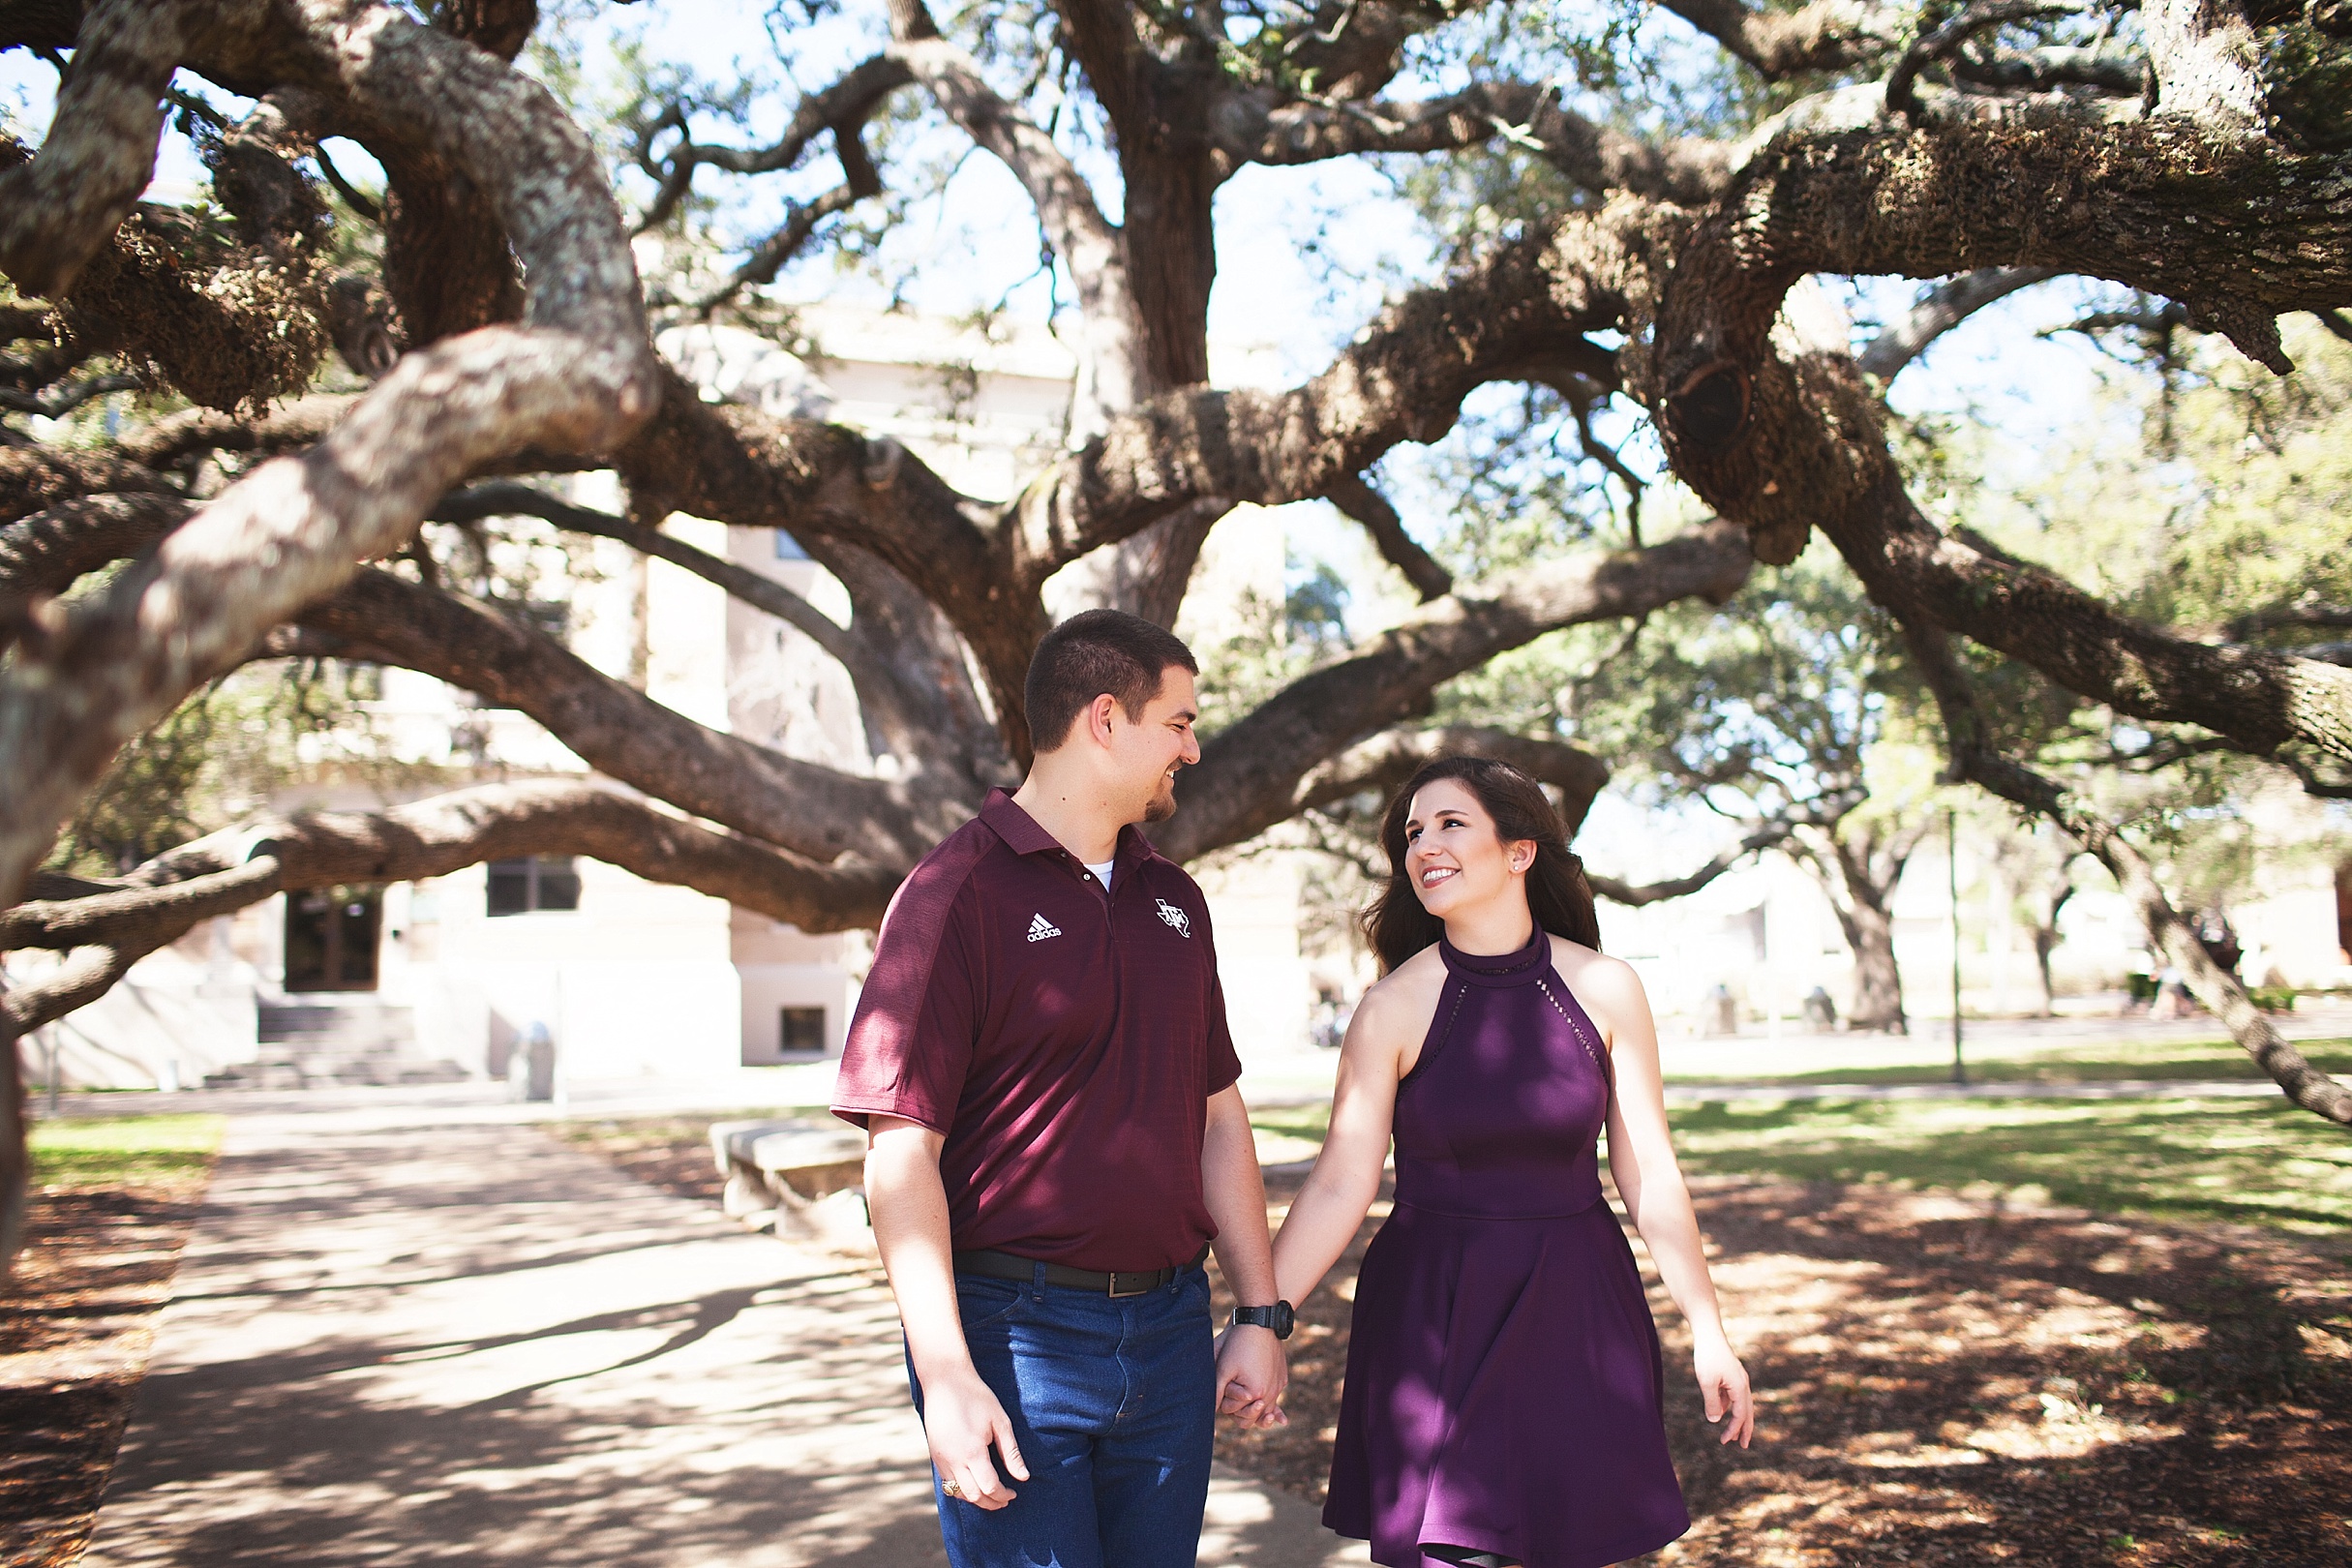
[831,868,985,1132]
[1193,891,1243,1097]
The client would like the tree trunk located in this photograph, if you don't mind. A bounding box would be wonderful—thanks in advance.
[1840,891,1908,1035]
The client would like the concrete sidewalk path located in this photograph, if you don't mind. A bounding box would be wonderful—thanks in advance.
[84,1098,1365,1566]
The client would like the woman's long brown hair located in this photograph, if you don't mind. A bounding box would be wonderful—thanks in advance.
[1359,755,1601,975]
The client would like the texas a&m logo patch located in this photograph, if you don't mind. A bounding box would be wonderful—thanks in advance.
[1155,898,1191,938]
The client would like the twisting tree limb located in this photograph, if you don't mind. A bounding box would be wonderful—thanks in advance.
[0,492,192,611]
[0,0,192,296]
[1902,617,2352,1125]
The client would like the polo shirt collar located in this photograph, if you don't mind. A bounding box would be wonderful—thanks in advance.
[980,788,1166,868]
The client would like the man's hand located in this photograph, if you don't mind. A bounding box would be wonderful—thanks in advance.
[1213,1323,1289,1429]
[922,1364,1031,1510]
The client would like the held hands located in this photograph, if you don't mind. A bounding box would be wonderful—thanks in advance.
[923,1365,1031,1511]
[1694,1336,1756,1448]
[1213,1324,1290,1430]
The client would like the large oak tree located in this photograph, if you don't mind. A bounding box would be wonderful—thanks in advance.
[4,0,2351,1263]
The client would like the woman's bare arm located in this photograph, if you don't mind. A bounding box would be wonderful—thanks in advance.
[1268,974,1423,1309]
[1574,950,1757,1448]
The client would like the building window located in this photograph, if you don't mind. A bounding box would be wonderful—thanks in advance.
[780,1007,827,1053]
[487,857,583,917]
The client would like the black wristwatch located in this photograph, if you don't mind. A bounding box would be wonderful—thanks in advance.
[1231,1301,1295,1340]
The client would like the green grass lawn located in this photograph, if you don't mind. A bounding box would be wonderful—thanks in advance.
[1249,1094,2352,1236]
[27,1115,226,1188]
[1661,1036,2352,1088]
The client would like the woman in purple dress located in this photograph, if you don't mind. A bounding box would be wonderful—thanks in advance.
[1261,756,1755,1567]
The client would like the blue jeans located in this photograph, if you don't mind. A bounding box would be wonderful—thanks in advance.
[910,1262,1216,1568]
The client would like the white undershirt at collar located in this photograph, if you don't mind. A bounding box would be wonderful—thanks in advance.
[1084,859,1114,890]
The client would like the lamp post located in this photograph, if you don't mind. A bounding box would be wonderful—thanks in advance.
[1949,806,1966,1087]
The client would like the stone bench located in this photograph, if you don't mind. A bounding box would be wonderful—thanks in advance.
[709,1119,873,1256]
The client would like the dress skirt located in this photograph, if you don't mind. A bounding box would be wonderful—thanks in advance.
[1322,1198,1692,1568]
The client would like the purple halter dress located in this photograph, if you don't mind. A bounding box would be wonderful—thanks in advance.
[1323,928,1691,1568]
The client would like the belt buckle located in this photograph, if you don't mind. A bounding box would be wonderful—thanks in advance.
[1106,1270,1150,1299]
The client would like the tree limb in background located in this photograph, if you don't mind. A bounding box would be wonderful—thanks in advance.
[0,781,898,1029]
[1291,726,1611,835]
[1586,821,1797,907]
[293,568,961,866]
[1902,617,2352,1125]
[1858,268,2061,382]
[1159,523,1754,861]
[1654,0,1910,77]
[1323,473,1453,602]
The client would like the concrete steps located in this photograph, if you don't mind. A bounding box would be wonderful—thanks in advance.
[207,997,469,1089]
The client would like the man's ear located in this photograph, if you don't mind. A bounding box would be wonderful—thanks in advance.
[1087,692,1121,745]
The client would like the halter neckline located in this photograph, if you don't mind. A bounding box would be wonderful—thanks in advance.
[1437,923,1550,987]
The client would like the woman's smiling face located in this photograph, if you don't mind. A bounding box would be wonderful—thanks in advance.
[1403,777,1533,918]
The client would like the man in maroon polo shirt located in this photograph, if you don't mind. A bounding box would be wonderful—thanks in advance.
[833,609,1289,1567]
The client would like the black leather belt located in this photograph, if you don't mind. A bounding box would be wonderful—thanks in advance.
[952,1244,1210,1298]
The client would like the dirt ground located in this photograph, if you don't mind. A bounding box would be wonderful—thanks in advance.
[1207,1170,2352,1568]
[0,1167,215,1568]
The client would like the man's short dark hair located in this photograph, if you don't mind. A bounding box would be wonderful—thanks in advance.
[1025,610,1199,753]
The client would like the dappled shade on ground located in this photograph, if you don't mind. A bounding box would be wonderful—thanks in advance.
[1212,1171,2352,1567]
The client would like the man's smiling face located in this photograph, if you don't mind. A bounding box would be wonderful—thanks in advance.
[1109,665,1200,825]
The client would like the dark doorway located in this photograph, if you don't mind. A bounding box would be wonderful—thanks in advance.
[285,887,382,991]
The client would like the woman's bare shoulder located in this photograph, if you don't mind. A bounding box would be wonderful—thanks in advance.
[1546,936,1648,1028]
[1351,946,1448,1031]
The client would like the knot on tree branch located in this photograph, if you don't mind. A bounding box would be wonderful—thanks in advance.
[1667,359,1754,456]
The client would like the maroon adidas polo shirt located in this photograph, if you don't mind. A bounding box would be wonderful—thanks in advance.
[831,789,1243,1274]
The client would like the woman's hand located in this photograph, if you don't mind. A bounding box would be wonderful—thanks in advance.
[1693,1336,1755,1448]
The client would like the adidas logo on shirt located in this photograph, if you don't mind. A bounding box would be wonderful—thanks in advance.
[1026,914,1062,943]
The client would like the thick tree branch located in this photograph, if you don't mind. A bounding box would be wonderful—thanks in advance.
[1,779,897,988]
[1655,0,1910,76]
[2143,0,2268,130]
[431,480,955,770]
[0,1,660,911]
[0,443,176,526]
[1156,523,1754,861]
[294,568,963,866]
[0,0,189,296]
[0,492,191,608]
